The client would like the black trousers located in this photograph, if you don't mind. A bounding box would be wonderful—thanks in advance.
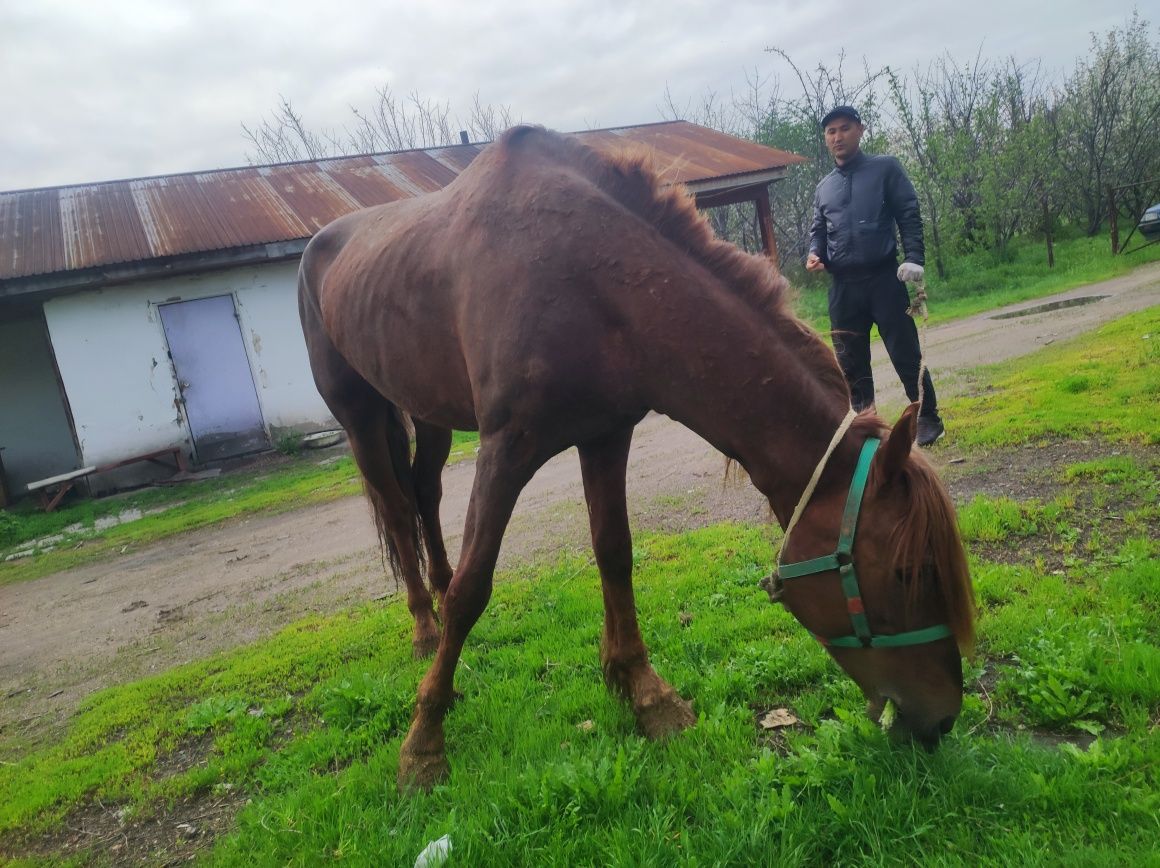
[828,263,938,417]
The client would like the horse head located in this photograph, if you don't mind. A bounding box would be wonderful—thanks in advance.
[774,404,975,748]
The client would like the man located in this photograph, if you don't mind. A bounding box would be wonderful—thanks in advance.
[806,105,945,446]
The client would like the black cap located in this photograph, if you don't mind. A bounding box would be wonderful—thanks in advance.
[821,105,862,127]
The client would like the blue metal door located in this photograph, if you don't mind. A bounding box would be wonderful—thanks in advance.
[159,295,268,462]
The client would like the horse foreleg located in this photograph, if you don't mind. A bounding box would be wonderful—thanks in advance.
[579,429,696,740]
[413,421,455,609]
[398,435,539,791]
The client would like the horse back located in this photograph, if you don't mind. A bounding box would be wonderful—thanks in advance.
[298,130,674,438]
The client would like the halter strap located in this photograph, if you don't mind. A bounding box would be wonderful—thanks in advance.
[769,434,953,649]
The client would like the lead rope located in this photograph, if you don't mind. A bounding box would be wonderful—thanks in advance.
[779,407,857,561]
[760,407,857,604]
[906,278,929,417]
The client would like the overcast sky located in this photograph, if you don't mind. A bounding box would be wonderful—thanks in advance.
[0,0,1147,191]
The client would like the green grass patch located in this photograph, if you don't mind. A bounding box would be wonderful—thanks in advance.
[791,228,1160,329]
[3,520,1157,864]
[947,307,1160,447]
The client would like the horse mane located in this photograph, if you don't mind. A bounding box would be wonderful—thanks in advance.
[495,125,847,401]
[852,413,977,653]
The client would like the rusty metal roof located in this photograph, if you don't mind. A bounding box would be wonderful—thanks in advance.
[0,121,803,283]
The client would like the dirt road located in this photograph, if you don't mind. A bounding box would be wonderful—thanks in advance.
[2,264,1157,735]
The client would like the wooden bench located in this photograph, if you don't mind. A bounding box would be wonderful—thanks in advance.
[25,447,190,512]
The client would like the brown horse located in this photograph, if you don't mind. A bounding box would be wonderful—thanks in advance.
[298,126,975,790]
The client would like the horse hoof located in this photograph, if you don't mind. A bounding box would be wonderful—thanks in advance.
[636,692,696,740]
[412,633,440,659]
[397,749,450,792]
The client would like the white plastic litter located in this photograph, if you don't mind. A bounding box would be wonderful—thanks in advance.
[879,698,897,732]
[414,834,453,868]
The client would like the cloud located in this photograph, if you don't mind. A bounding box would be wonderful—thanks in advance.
[0,0,1137,190]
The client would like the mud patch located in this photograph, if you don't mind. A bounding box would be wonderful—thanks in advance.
[7,786,248,867]
[983,723,1101,752]
[939,440,1158,570]
[990,295,1108,319]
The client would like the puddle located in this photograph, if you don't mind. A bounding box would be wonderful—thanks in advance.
[991,295,1108,319]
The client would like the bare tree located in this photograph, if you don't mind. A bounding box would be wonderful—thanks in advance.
[659,83,767,253]
[242,87,518,164]
[1051,12,1160,234]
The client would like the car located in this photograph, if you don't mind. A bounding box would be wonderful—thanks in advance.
[1138,203,1160,240]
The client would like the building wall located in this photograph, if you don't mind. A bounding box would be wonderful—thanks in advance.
[230,264,332,432]
[0,313,80,493]
[42,260,334,472]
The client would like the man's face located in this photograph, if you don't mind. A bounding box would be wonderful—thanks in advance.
[825,117,864,164]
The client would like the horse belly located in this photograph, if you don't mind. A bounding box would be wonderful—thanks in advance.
[329,291,477,430]
[370,339,478,430]
[344,296,474,422]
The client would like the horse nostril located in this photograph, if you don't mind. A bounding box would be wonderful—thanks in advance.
[938,715,956,735]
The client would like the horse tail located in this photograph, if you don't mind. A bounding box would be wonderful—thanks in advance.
[363,401,426,582]
[300,265,427,584]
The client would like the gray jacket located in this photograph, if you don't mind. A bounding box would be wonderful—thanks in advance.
[809,150,924,273]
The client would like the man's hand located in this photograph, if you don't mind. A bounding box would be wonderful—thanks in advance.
[897,262,924,283]
[805,252,826,273]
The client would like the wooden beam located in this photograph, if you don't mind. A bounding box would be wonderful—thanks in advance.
[694,182,783,268]
[754,186,780,269]
[693,183,769,210]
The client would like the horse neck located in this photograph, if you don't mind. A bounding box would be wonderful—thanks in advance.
[641,290,855,527]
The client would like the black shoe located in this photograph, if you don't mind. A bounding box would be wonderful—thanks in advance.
[916,415,945,447]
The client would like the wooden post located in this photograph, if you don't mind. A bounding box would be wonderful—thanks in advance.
[755,186,780,270]
[1042,191,1054,269]
[1108,187,1119,255]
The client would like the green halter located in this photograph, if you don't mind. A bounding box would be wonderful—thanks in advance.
[767,437,953,649]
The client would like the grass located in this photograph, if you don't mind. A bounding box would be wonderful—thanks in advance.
[1,309,1157,863]
[1,521,1156,864]
[948,307,1160,447]
[790,225,1160,329]
[0,431,479,587]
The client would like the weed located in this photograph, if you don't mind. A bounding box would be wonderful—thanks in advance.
[1002,658,1107,734]
[0,509,25,549]
[274,432,302,456]
[186,695,251,733]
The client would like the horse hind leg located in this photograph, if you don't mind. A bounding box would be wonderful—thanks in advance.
[578,429,695,739]
[412,420,455,610]
[337,394,441,658]
[300,289,439,656]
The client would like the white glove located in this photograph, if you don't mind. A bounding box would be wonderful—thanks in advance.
[897,262,925,283]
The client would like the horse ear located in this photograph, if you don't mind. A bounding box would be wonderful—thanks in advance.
[880,403,919,481]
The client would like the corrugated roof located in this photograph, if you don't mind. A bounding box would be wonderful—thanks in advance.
[0,121,803,282]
